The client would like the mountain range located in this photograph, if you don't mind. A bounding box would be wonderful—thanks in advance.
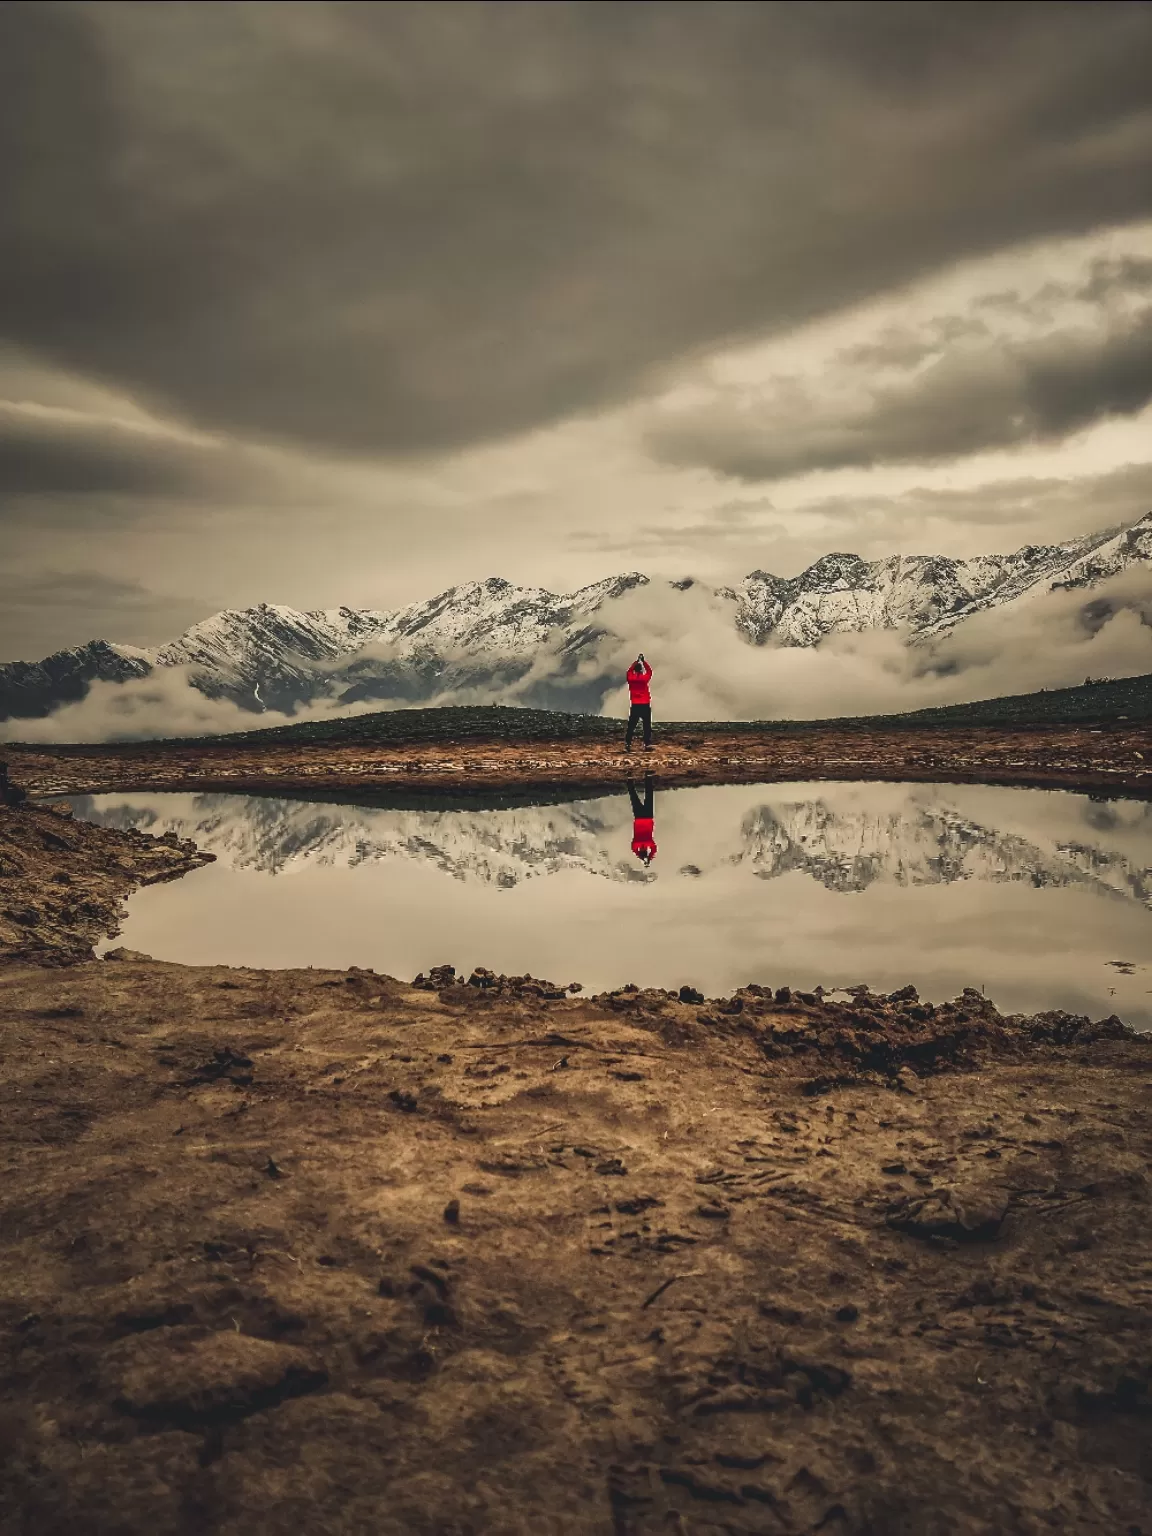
[4,511,1150,723]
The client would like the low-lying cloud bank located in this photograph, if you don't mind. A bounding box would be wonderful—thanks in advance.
[4,569,1151,743]
[0,667,392,745]
[415,571,1152,722]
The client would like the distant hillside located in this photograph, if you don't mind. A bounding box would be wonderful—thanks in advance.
[196,672,1152,743]
[9,673,1151,753]
[856,672,1152,729]
[159,670,1152,745]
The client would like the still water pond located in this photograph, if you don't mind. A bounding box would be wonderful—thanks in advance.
[66,780,1152,1029]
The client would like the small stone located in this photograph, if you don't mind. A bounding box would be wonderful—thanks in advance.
[836,1304,860,1323]
[443,1199,460,1225]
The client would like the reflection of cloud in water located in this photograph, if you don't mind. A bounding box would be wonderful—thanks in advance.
[68,784,1152,907]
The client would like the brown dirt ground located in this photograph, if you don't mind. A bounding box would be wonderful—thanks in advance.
[1,800,1150,1535]
[7,720,1152,801]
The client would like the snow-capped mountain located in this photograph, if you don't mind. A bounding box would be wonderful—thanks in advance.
[154,604,392,685]
[2,512,1149,722]
[722,514,1152,646]
[68,785,1152,906]
[0,639,152,721]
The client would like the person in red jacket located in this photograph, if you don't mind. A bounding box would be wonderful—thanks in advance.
[624,652,653,751]
[628,774,657,866]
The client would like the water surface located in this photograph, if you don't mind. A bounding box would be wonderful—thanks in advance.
[66,780,1152,1028]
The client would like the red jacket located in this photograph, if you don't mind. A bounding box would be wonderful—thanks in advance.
[627,661,652,705]
[632,817,657,861]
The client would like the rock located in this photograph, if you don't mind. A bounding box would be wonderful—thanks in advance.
[696,1201,730,1219]
[190,1047,253,1085]
[105,1329,327,1430]
[443,1198,461,1225]
[888,984,919,1003]
[887,1185,1010,1243]
[836,1304,860,1323]
[0,763,28,808]
[103,947,153,963]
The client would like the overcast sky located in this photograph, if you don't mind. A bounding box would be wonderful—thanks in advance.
[2,0,1152,660]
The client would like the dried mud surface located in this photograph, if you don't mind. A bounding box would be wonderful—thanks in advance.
[8,719,1152,802]
[1,803,1150,1535]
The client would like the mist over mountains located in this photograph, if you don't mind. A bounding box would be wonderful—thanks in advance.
[4,511,1151,736]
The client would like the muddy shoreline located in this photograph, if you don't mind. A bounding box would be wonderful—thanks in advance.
[1,798,1150,1534]
[7,719,1152,802]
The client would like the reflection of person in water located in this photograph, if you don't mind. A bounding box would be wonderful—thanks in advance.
[628,774,657,866]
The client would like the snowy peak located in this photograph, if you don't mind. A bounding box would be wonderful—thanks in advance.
[153,602,394,692]
[367,572,650,657]
[727,513,1151,645]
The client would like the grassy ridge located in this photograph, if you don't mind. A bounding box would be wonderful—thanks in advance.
[189,671,1152,745]
[10,674,1151,753]
[857,671,1152,728]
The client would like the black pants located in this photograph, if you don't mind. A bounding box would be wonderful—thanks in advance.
[625,703,652,748]
[628,776,654,819]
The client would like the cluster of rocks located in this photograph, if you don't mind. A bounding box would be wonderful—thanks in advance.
[417,966,1141,1087]
[412,962,583,1001]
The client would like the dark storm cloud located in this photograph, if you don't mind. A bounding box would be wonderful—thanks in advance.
[1,1,1150,459]
[648,308,1152,481]
[0,405,218,497]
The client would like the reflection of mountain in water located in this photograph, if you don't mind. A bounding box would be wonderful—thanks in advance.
[68,789,1152,905]
[737,800,1152,905]
[71,794,652,886]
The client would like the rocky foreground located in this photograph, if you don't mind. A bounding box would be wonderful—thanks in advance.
[1,800,1150,1535]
